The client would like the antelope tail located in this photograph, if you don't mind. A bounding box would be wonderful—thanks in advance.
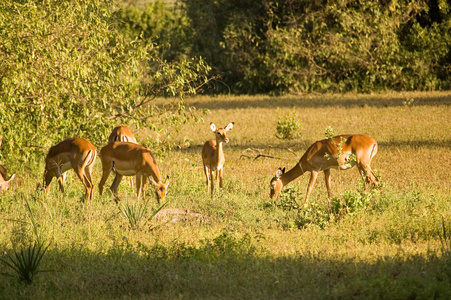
[82,149,97,169]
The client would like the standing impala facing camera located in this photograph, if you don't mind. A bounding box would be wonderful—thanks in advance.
[202,122,234,196]
[270,134,379,203]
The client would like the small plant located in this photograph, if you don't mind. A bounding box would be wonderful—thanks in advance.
[324,127,357,168]
[120,201,167,230]
[324,126,335,139]
[275,109,302,139]
[0,201,50,284]
[402,98,415,107]
[0,241,50,284]
[295,202,331,230]
[277,186,303,210]
[121,201,149,229]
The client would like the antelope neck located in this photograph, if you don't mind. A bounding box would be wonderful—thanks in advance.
[281,163,305,186]
[216,141,224,161]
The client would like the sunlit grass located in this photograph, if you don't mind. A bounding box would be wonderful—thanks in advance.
[1,92,450,298]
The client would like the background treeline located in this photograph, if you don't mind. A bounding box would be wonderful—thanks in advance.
[120,0,451,94]
[1,0,450,167]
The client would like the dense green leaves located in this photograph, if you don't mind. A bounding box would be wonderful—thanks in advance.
[1,0,450,167]
[0,0,210,168]
[183,0,451,94]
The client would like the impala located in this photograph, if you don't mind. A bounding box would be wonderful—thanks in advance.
[202,122,234,196]
[108,125,137,186]
[43,138,97,202]
[270,134,379,203]
[0,164,15,191]
[108,126,137,144]
[98,142,169,203]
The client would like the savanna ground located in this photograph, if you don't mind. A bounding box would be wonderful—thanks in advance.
[1,92,451,299]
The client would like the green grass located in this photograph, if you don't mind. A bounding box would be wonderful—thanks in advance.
[1,91,451,299]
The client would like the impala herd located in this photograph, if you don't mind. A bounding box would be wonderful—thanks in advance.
[0,123,380,204]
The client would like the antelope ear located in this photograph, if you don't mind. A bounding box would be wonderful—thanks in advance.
[275,168,284,178]
[210,123,217,132]
[164,175,170,186]
[225,122,234,131]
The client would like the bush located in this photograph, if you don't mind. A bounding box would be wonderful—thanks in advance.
[183,0,451,93]
[275,110,302,140]
[0,0,210,168]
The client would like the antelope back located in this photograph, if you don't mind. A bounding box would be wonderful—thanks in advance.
[108,126,137,144]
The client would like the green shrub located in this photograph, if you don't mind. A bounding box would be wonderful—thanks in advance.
[0,0,210,168]
[275,110,302,140]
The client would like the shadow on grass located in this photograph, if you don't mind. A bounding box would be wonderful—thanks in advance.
[2,244,451,299]
[175,137,451,158]
[188,95,451,110]
[378,140,451,149]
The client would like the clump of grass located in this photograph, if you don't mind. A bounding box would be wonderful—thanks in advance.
[120,201,167,230]
[274,186,377,229]
[0,241,50,284]
[275,109,302,139]
[0,201,50,284]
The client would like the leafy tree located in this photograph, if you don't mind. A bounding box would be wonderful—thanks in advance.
[183,0,451,94]
[0,0,210,169]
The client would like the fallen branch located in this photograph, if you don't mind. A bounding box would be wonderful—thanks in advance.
[240,148,285,161]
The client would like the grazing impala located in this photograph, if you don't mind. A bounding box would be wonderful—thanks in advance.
[108,126,137,186]
[0,164,15,192]
[43,138,97,202]
[98,142,169,203]
[108,126,137,144]
[270,134,379,203]
[202,122,234,196]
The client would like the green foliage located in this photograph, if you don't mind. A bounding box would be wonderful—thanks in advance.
[183,0,451,94]
[275,185,377,229]
[139,231,261,261]
[333,190,374,216]
[324,126,335,139]
[0,201,50,284]
[275,109,302,140]
[0,0,210,168]
[117,0,193,62]
[0,241,50,285]
[120,201,150,230]
[120,200,167,230]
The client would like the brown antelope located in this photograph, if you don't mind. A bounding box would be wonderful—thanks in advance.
[202,122,234,196]
[108,126,137,144]
[98,142,169,203]
[270,134,379,203]
[108,126,137,187]
[43,138,97,202]
[0,164,15,192]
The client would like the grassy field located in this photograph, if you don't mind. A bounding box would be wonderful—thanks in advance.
[1,92,451,299]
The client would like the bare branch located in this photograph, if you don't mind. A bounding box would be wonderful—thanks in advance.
[240,148,285,161]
